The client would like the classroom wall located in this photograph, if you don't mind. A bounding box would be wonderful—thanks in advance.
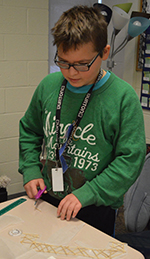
[0,0,49,195]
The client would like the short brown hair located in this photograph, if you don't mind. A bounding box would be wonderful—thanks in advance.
[51,5,107,58]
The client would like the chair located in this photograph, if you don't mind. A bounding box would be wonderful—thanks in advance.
[124,152,150,232]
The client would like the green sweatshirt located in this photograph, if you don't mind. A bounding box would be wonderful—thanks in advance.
[19,71,146,209]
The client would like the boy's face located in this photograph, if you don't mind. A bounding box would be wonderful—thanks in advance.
[57,42,110,87]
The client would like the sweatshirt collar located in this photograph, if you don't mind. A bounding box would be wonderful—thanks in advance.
[67,71,111,93]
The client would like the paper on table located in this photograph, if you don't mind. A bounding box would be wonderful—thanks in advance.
[16,250,48,259]
[0,236,28,258]
[0,214,23,231]
[47,223,85,245]
[75,239,128,259]
[0,236,48,259]
[0,238,15,259]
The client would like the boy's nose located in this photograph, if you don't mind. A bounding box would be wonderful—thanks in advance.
[68,66,79,76]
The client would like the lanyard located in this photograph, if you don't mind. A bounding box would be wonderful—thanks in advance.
[55,69,103,171]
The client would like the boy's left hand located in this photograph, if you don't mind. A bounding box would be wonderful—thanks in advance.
[57,194,82,221]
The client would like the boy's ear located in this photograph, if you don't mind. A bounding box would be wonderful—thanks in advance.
[102,45,110,60]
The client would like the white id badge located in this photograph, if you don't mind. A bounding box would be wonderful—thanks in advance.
[52,168,64,192]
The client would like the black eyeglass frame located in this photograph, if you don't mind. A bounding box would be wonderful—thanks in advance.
[54,51,101,72]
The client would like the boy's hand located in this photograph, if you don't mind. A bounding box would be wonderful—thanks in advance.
[57,194,82,221]
[24,179,47,198]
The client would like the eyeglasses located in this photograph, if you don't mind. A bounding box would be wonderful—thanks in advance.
[54,51,101,72]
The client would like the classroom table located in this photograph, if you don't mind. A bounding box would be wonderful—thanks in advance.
[0,196,145,259]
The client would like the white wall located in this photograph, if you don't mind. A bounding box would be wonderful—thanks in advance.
[0,0,49,195]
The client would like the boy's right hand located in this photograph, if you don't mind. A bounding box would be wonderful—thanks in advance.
[24,178,47,198]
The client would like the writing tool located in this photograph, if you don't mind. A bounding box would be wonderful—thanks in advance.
[34,186,47,206]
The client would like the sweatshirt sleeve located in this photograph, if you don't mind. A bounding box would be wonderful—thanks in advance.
[18,82,44,185]
[73,87,146,209]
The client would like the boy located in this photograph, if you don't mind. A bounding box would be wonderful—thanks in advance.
[19,5,146,236]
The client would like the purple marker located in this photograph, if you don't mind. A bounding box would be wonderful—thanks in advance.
[34,186,47,206]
